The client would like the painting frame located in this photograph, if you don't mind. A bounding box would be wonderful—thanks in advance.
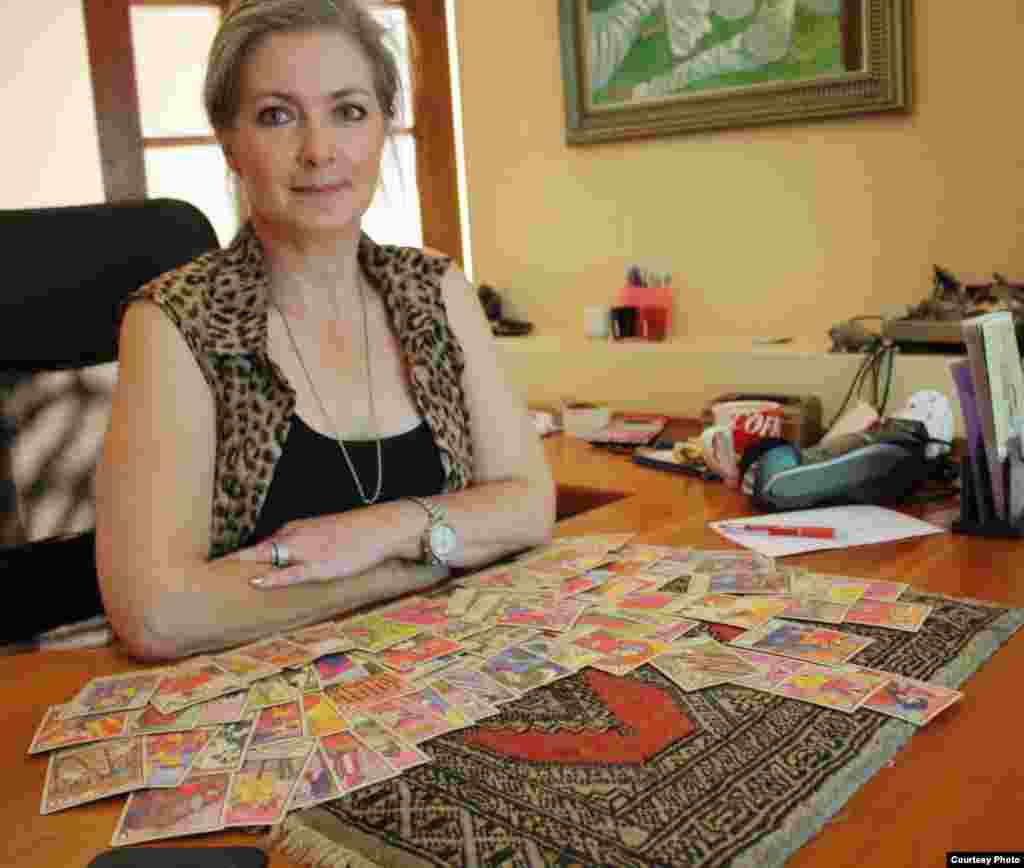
[559,0,911,144]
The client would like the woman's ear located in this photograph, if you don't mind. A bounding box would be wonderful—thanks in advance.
[219,134,238,174]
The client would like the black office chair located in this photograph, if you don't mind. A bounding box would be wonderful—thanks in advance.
[0,198,220,644]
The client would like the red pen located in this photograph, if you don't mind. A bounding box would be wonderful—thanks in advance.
[719,523,836,539]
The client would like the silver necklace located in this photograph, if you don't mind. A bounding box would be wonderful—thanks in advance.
[272,274,384,505]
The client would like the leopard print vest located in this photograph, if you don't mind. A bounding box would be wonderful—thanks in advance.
[123,223,474,557]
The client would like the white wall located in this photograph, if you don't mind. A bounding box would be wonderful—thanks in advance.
[2,1,104,209]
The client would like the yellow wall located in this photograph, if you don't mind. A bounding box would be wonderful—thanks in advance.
[453,1,1024,341]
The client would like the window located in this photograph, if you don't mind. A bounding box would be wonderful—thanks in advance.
[83,0,463,261]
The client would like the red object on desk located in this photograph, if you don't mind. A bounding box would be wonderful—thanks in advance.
[720,523,836,539]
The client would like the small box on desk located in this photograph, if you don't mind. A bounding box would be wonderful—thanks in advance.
[701,393,823,447]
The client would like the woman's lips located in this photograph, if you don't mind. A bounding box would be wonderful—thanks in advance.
[292,182,348,194]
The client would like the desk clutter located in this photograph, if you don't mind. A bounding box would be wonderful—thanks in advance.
[28,534,968,852]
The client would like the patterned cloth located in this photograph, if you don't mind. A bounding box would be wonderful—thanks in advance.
[270,590,1023,868]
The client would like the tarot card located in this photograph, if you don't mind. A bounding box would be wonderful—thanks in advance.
[314,651,370,689]
[447,587,478,618]
[232,636,313,669]
[399,684,476,731]
[41,736,145,814]
[29,705,132,754]
[401,651,471,682]
[288,742,342,809]
[301,691,349,738]
[558,572,610,597]
[361,697,459,744]
[377,595,452,627]
[208,651,281,684]
[780,596,851,625]
[150,659,246,715]
[337,613,422,652]
[859,580,910,603]
[519,552,609,582]
[678,594,791,630]
[188,719,254,775]
[614,543,677,563]
[495,595,590,632]
[707,569,792,595]
[569,609,659,638]
[320,730,400,793]
[688,550,775,574]
[112,771,230,846]
[376,633,466,673]
[458,624,540,657]
[283,621,354,658]
[441,665,522,704]
[860,672,963,725]
[729,649,808,691]
[651,638,757,692]
[322,660,412,710]
[771,663,891,712]
[516,635,605,671]
[577,576,662,604]
[644,559,699,580]
[553,533,635,552]
[243,674,301,713]
[463,591,511,623]
[566,629,671,676]
[429,617,494,642]
[456,564,531,591]
[280,664,321,695]
[614,591,693,613]
[66,671,165,717]
[426,676,501,720]
[249,700,304,747]
[731,619,875,666]
[223,737,315,827]
[143,730,211,788]
[788,571,869,605]
[650,619,703,643]
[195,692,249,726]
[128,703,201,736]
[844,600,933,632]
[347,713,434,771]
[479,646,572,692]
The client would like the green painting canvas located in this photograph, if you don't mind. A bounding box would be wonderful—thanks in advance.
[588,0,857,108]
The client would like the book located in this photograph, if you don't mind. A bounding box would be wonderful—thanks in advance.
[949,359,992,524]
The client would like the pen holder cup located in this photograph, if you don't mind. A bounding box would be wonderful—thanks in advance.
[952,453,1024,538]
[610,306,639,340]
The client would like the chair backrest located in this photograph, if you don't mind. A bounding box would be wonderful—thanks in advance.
[0,197,220,545]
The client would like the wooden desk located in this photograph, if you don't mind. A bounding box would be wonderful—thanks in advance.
[6,433,1023,867]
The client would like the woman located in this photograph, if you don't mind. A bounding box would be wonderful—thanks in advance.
[96,0,555,661]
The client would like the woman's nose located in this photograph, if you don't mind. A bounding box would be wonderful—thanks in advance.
[300,121,337,168]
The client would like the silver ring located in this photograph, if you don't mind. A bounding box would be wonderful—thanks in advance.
[270,542,292,569]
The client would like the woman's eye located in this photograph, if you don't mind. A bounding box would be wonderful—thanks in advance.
[336,103,368,122]
[257,106,292,126]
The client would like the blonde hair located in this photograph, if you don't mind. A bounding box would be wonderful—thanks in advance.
[204,0,401,132]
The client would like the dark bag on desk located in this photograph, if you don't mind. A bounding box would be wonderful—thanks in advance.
[744,419,935,512]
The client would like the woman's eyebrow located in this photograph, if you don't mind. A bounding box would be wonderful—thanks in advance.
[251,88,373,103]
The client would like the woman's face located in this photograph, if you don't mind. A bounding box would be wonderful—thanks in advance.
[222,27,387,242]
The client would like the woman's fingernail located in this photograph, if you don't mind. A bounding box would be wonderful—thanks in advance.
[250,576,271,589]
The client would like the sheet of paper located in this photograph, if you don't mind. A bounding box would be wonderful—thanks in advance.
[709,505,945,557]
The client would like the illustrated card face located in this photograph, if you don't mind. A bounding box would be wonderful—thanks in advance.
[428,617,493,643]
[400,651,470,682]
[495,595,590,632]
[707,570,792,595]
[649,651,731,692]
[770,663,890,712]
[729,649,807,691]
[613,591,692,612]
[456,564,530,591]
[426,677,501,721]
[458,625,540,658]
[223,737,315,827]
[314,651,370,689]
[301,691,349,738]
[479,646,572,692]
[376,633,466,673]
[128,703,201,736]
[788,571,869,605]
[730,619,875,666]
[780,597,851,625]
[283,621,354,658]
[398,685,475,731]
[462,591,510,623]
[249,701,304,747]
[362,697,461,744]
[688,551,775,575]
[650,619,702,643]
[516,635,605,671]
[566,629,671,676]
[231,636,313,670]
[243,674,300,713]
[189,719,254,775]
[67,671,165,717]
[860,672,963,724]
[446,587,478,618]
[280,664,321,695]
[653,636,764,680]
[194,692,249,726]
[150,659,246,715]
[376,595,452,627]
[346,714,434,771]
[143,730,211,788]
[319,731,400,793]
[844,600,933,632]
[322,661,412,710]
[570,610,658,638]
[678,594,791,630]
[859,580,909,603]
[41,737,145,814]
[30,705,132,754]
[208,651,280,684]
[337,613,422,653]
[289,743,342,810]
[112,772,230,846]
[441,666,522,705]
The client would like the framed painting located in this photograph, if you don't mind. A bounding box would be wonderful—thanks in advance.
[559,0,911,143]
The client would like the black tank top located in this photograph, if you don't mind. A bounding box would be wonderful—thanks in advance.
[248,415,446,545]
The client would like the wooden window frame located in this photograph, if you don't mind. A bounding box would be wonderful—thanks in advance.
[82,0,462,263]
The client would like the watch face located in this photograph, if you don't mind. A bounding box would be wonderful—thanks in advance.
[430,523,458,557]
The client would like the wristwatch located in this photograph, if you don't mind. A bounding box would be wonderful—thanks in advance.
[405,496,458,566]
